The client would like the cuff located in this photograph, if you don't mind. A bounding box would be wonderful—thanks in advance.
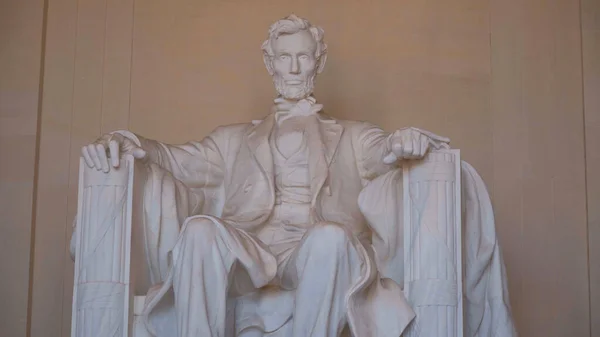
[110,130,142,147]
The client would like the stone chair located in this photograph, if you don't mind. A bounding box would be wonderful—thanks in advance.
[69,148,513,337]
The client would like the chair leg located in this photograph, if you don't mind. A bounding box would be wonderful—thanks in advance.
[133,296,151,337]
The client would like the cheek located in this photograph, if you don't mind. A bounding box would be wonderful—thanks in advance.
[273,60,289,73]
[301,60,317,75]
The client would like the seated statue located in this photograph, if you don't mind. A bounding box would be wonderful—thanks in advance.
[75,14,516,337]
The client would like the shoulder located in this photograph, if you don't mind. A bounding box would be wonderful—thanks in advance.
[201,123,251,153]
[214,122,252,133]
[334,118,383,136]
[210,122,252,138]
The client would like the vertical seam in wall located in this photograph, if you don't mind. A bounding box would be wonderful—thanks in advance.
[59,0,82,335]
[487,0,494,202]
[127,0,137,130]
[579,0,592,335]
[99,0,109,135]
[26,0,49,336]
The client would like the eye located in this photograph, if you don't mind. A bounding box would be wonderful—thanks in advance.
[279,55,290,60]
[299,55,309,61]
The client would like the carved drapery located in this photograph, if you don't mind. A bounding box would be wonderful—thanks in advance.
[70,151,464,337]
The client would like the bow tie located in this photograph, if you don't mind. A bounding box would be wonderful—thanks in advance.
[273,96,324,123]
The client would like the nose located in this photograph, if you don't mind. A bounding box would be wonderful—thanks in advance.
[290,56,300,74]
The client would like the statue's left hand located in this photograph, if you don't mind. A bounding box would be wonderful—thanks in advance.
[383,127,450,164]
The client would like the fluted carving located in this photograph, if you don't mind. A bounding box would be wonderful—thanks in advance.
[402,150,463,337]
[71,156,136,337]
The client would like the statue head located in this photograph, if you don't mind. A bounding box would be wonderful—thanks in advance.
[262,14,328,100]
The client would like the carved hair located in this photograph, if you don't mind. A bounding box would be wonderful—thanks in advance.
[261,14,328,75]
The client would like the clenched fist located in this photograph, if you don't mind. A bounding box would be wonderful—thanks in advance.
[383,127,450,164]
[81,133,146,172]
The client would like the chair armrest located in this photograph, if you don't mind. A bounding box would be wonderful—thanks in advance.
[70,155,145,337]
[402,149,463,337]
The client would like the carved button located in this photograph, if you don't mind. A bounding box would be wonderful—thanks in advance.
[244,184,252,193]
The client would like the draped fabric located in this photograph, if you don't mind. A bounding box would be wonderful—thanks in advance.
[139,163,415,337]
[70,156,516,336]
[358,163,517,337]
[134,159,515,337]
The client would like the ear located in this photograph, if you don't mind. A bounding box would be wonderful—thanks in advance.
[263,53,274,76]
[316,51,327,74]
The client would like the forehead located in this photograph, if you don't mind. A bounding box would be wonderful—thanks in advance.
[272,30,317,54]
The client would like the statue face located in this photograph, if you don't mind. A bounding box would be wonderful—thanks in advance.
[271,30,318,100]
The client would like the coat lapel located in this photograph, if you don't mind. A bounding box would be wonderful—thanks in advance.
[246,114,275,200]
[245,112,344,211]
[309,114,344,206]
[318,115,343,167]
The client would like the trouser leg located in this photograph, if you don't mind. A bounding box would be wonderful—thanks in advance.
[172,217,236,337]
[285,222,362,337]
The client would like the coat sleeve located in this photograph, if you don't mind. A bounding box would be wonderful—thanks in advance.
[351,121,398,181]
[112,127,227,190]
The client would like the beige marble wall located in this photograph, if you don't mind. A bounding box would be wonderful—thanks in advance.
[7,0,594,336]
[0,1,45,336]
[582,0,600,334]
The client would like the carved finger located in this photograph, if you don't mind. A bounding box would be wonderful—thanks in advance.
[96,144,109,172]
[87,144,102,170]
[383,152,398,164]
[132,147,147,160]
[411,137,420,158]
[401,139,413,158]
[420,134,429,157]
[109,139,120,167]
[132,147,147,159]
[391,141,404,158]
[81,146,94,168]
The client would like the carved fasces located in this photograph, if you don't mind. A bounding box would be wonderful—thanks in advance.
[403,150,463,337]
[71,156,136,337]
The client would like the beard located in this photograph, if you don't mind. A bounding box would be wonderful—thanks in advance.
[273,73,316,100]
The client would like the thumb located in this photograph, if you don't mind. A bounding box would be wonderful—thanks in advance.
[132,147,147,159]
[383,152,398,164]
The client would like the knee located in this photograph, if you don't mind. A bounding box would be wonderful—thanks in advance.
[181,217,218,246]
[305,222,351,251]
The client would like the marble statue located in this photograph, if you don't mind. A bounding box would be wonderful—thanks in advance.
[70,14,517,337]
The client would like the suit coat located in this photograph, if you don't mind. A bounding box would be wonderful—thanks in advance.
[118,112,417,337]
[105,112,517,337]
[135,112,396,235]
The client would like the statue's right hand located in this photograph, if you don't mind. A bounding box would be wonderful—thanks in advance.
[81,133,146,172]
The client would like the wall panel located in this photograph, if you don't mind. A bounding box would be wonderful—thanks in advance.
[582,0,600,333]
[29,0,78,335]
[30,0,594,336]
[0,1,45,336]
[490,0,589,335]
[30,0,135,336]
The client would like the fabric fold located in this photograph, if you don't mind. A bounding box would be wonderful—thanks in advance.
[131,159,514,337]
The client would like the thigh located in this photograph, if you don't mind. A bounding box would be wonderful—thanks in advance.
[176,215,279,295]
[278,221,361,289]
[259,224,306,289]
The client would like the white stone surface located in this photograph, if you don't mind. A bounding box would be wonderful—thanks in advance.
[71,156,135,337]
[402,150,463,337]
[71,14,516,337]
